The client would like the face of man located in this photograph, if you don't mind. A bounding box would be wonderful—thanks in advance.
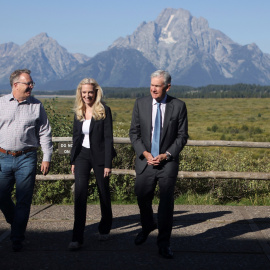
[12,73,34,102]
[81,84,97,107]
[150,76,171,102]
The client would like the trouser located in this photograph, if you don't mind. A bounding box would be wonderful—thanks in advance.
[0,151,37,242]
[135,165,176,248]
[72,147,112,244]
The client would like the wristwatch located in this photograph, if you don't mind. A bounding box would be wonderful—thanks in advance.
[165,151,172,161]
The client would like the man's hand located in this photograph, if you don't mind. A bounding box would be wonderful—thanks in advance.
[41,161,50,175]
[143,151,167,166]
[71,165,75,174]
[104,168,111,178]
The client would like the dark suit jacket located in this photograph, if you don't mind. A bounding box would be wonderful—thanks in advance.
[70,105,116,168]
[129,95,188,176]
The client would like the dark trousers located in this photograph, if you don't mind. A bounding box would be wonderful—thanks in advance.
[72,147,112,244]
[135,164,176,248]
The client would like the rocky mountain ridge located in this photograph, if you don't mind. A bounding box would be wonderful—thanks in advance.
[109,8,270,87]
[0,33,90,89]
[1,8,270,90]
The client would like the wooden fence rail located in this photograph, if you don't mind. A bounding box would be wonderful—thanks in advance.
[53,137,270,148]
[35,137,270,181]
[36,170,270,181]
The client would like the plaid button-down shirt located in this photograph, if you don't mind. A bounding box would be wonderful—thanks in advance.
[0,93,53,161]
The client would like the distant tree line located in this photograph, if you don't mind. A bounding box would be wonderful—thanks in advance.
[104,84,270,98]
[13,83,270,98]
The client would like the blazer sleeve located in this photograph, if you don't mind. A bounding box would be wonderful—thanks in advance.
[166,101,189,158]
[70,114,82,165]
[129,99,147,159]
[104,106,115,168]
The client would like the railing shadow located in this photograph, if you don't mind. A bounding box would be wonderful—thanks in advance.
[1,207,270,269]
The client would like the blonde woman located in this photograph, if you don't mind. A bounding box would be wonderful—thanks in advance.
[68,78,116,251]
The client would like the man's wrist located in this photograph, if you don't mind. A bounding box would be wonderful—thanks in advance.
[165,151,172,161]
[143,151,149,157]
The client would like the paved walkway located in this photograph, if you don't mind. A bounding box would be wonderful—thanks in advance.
[1,205,270,269]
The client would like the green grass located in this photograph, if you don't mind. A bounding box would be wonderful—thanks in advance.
[37,97,270,206]
[40,97,270,142]
[174,192,270,206]
[184,98,270,142]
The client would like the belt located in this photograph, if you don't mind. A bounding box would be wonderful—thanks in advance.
[0,147,37,157]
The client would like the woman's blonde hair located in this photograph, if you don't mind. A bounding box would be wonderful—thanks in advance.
[74,78,105,121]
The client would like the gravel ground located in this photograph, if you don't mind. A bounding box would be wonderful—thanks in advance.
[1,204,270,269]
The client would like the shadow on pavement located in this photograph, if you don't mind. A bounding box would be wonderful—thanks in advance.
[0,207,270,269]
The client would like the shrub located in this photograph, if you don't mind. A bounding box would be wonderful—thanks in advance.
[32,98,270,205]
[211,124,219,132]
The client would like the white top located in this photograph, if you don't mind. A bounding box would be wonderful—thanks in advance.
[82,119,91,148]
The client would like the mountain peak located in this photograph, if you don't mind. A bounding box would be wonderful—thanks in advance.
[26,32,52,45]
[156,7,191,21]
[37,32,49,38]
[107,8,270,87]
[1,8,270,90]
[0,32,89,87]
[110,8,214,69]
[0,42,20,57]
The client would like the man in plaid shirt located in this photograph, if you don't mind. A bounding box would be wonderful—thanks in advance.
[0,69,53,251]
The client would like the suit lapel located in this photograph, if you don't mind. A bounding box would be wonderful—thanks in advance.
[161,96,173,144]
[145,96,153,143]
[89,117,95,134]
[77,119,83,132]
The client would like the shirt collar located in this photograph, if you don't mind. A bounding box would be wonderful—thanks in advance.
[8,92,30,104]
[152,94,167,105]
[7,93,14,101]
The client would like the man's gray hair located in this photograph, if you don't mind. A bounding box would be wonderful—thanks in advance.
[151,70,171,87]
[10,69,31,87]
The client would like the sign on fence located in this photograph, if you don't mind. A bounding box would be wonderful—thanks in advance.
[58,142,73,155]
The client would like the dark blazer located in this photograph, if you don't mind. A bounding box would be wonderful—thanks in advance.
[70,104,116,168]
[129,95,188,176]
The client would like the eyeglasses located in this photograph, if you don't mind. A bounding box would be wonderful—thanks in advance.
[16,81,35,87]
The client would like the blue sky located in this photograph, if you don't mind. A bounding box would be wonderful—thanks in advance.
[1,0,269,57]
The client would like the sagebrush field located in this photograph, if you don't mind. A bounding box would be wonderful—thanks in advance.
[40,97,270,142]
[34,97,270,205]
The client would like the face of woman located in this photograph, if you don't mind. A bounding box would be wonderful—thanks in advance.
[81,84,96,106]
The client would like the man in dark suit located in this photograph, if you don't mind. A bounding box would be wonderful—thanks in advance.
[129,70,188,259]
